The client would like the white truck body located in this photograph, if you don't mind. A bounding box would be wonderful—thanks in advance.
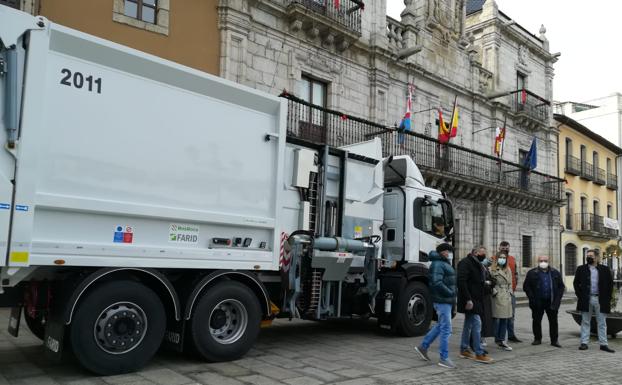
[1,6,288,273]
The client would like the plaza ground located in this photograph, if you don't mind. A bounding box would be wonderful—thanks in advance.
[0,303,620,385]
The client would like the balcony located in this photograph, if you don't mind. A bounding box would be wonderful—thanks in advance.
[607,173,618,190]
[0,0,19,9]
[580,161,595,181]
[286,0,363,50]
[506,89,551,130]
[282,94,564,211]
[565,155,581,176]
[575,213,618,241]
[594,167,607,185]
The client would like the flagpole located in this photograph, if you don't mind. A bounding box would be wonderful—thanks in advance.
[447,95,457,145]
[497,115,507,182]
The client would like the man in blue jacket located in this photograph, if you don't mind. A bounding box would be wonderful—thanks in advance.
[415,243,457,369]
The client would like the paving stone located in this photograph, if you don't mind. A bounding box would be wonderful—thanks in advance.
[237,374,285,385]
[190,372,244,385]
[282,377,324,385]
[139,368,194,385]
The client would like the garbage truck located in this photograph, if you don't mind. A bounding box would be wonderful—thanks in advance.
[0,6,454,375]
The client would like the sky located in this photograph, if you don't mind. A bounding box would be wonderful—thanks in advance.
[387,0,622,104]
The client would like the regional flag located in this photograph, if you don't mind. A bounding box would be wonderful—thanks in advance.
[398,83,414,144]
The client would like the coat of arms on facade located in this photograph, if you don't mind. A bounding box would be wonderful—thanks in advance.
[418,0,466,44]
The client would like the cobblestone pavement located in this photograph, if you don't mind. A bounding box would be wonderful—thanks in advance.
[0,303,620,385]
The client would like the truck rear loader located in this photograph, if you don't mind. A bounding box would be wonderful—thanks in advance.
[0,6,454,375]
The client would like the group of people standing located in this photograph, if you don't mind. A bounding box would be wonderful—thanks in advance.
[415,242,616,369]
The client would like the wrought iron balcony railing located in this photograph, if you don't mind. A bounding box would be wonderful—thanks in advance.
[607,173,618,190]
[508,89,550,123]
[580,161,595,181]
[287,0,363,35]
[575,213,618,238]
[594,167,607,185]
[565,155,581,176]
[282,93,564,203]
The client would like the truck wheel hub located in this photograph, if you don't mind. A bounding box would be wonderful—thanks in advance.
[209,299,248,345]
[407,294,426,326]
[94,302,148,354]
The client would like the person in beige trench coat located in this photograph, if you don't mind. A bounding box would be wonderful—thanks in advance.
[491,253,513,351]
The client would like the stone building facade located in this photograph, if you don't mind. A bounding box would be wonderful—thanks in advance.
[218,0,563,269]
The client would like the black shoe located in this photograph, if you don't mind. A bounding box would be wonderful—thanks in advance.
[551,341,562,348]
[600,345,615,353]
[531,340,541,346]
[579,344,588,350]
[508,336,522,343]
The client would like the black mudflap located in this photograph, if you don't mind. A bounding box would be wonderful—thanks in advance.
[7,306,21,337]
[162,318,185,352]
[43,317,65,363]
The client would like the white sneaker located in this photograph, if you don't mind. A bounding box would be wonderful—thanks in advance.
[497,342,513,351]
[438,358,457,369]
[481,338,488,347]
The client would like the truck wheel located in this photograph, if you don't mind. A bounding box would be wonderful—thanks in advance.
[24,313,46,341]
[189,280,261,362]
[69,281,165,375]
[396,281,432,337]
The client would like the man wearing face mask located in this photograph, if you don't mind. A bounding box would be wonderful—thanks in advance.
[523,256,565,347]
[573,249,615,353]
[457,247,494,363]
[415,244,457,369]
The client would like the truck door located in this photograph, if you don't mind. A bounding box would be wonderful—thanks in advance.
[412,197,449,262]
[382,189,405,263]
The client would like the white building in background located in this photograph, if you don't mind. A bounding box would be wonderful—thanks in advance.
[218,0,564,268]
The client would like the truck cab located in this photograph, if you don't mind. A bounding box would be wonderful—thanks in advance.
[382,155,454,265]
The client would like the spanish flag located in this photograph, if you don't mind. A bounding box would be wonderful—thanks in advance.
[438,108,448,143]
[494,127,506,156]
[439,97,458,144]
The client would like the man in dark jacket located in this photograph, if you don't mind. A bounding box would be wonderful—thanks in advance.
[457,246,494,363]
[573,249,615,353]
[415,244,457,369]
[523,255,565,347]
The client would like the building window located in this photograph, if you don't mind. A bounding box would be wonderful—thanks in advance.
[564,243,577,276]
[565,138,573,157]
[297,76,328,142]
[580,145,586,163]
[124,0,157,23]
[593,151,599,169]
[593,200,599,216]
[522,235,532,268]
[607,203,613,218]
[582,247,589,265]
[301,76,327,108]
[607,158,612,175]
[113,0,169,35]
[517,72,526,90]
[565,193,573,230]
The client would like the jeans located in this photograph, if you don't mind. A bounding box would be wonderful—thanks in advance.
[421,303,452,360]
[460,313,484,355]
[581,295,608,345]
[494,318,509,342]
[531,299,558,342]
[507,293,516,338]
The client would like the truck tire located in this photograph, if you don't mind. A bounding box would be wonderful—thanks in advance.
[69,280,165,375]
[396,281,432,337]
[24,313,46,341]
[189,280,261,362]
